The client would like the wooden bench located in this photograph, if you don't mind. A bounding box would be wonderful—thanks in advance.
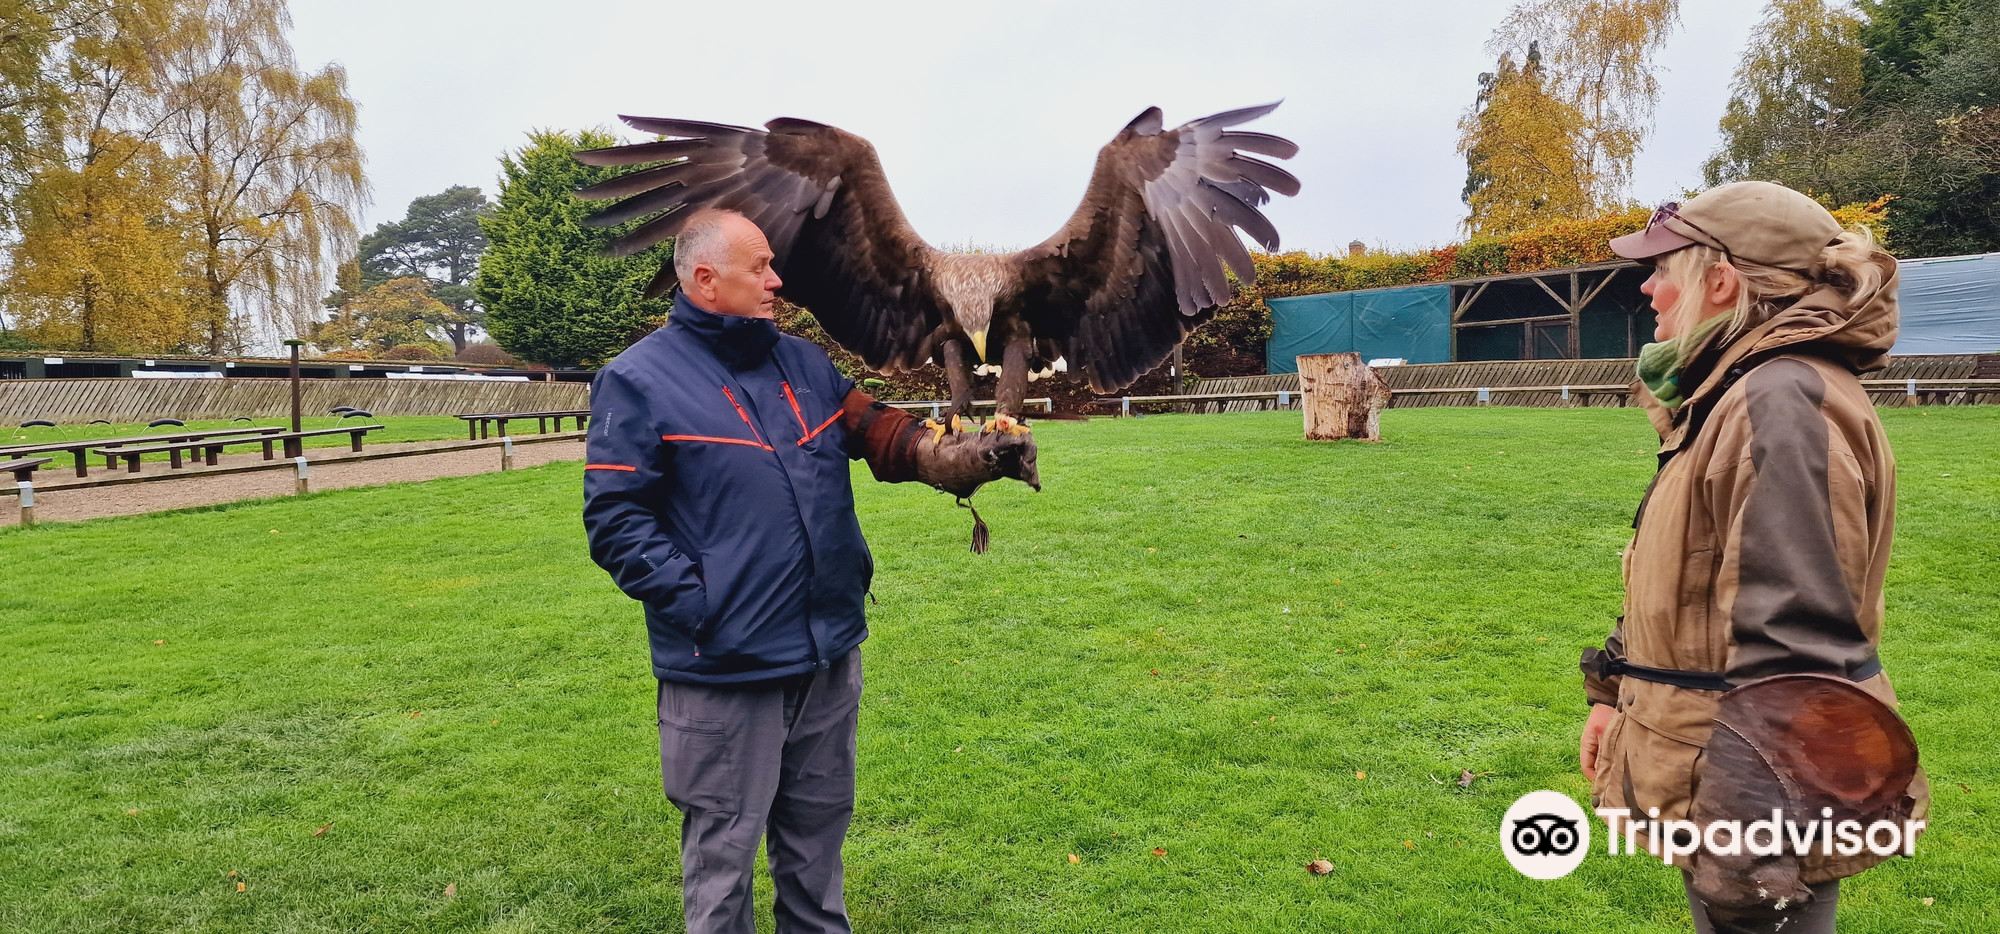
[0,456,51,484]
[1090,391,1290,416]
[0,426,284,478]
[99,425,384,473]
[458,409,591,439]
[1864,375,2000,405]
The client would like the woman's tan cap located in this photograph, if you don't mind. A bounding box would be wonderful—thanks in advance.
[1611,181,1843,270]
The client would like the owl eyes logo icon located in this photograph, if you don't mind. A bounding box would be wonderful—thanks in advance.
[1510,813,1581,856]
[1501,790,1591,879]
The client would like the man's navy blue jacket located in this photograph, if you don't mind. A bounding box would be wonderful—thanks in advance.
[583,293,870,684]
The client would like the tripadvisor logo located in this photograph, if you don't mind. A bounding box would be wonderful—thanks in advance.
[1500,790,1926,880]
[1500,790,1591,879]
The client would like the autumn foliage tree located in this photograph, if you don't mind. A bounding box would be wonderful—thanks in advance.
[0,0,365,353]
[161,0,364,353]
[308,276,453,355]
[1476,0,1681,217]
[3,0,199,352]
[7,135,202,351]
[1703,0,1866,188]
[1710,0,2000,256]
[1458,42,1597,236]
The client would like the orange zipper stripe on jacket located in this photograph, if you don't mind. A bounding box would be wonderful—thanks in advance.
[782,382,809,432]
[719,385,772,449]
[800,410,841,444]
[781,381,842,445]
[584,463,638,471]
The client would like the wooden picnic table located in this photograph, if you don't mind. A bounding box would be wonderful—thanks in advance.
[458,409,591,439]
[0,456,52,484]
[0,425,285,478]
[97,425,384,473]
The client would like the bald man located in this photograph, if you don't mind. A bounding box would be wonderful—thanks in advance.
[583,210,1036,933]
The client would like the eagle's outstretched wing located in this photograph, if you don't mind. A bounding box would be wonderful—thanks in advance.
[1008,103,1299,393]
[574,117,946,372]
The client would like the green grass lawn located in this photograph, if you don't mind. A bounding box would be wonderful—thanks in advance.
[2,408,1994,932]
[2,416,491,472]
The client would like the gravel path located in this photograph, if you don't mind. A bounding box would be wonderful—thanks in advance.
[2,438,584,526]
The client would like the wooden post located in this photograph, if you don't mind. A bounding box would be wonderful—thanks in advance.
[501,436,516,471]
[283,339,304,433]
[1298,352,1391,442]
[17,480,34,527]
[1568,271,1581,359]
[294,456,311,495]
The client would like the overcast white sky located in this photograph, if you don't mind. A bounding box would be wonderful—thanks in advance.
[289,0,1764,256]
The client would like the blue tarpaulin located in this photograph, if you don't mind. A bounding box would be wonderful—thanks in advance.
[1264,253,1999,371]
[1893,253,2000,355]
[1265,284,1452,373]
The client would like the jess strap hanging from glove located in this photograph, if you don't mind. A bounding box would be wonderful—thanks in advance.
[839,389,1040,553]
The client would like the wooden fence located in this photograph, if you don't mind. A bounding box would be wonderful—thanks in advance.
[0,378,589,423]
[1195,354,1992,409]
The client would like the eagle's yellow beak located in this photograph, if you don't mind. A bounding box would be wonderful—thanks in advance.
[968,329,988,363]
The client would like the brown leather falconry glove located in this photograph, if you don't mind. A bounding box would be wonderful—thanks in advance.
[840,389,1040,552]
[1687,674,1920,916]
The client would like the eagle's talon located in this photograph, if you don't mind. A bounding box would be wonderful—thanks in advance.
[987,413,1026,435]
[921,418,948,443]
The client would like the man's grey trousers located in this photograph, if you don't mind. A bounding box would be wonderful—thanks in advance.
[657,648,861,934]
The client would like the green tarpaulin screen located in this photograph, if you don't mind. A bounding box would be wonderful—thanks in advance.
[1265,284,1452,373]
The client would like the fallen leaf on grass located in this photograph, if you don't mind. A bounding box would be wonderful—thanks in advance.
[1151,847,1167,858]
[235,882,246,893]
[312,822,332,838]
[1355,771,1367,781]
[408,710,422,719]
[1403,840,1415,850]
[226,870,238,879]
[1305,858,1334,876]
[445,882,458,898]
[1067,854,1080,865]
[1922,897,1935,907]
[1149,669,1160,677]
[1457,770,1477,789]
[153,640,165,646]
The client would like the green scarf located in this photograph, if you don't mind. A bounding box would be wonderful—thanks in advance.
[1636,312,1735,409]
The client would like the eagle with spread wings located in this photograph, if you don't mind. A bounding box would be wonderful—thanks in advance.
[574,103,1299,419]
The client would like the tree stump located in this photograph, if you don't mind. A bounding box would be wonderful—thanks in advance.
[1299,352,1391,441]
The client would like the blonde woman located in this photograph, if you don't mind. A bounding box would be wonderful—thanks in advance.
[1577,181,1928,933]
